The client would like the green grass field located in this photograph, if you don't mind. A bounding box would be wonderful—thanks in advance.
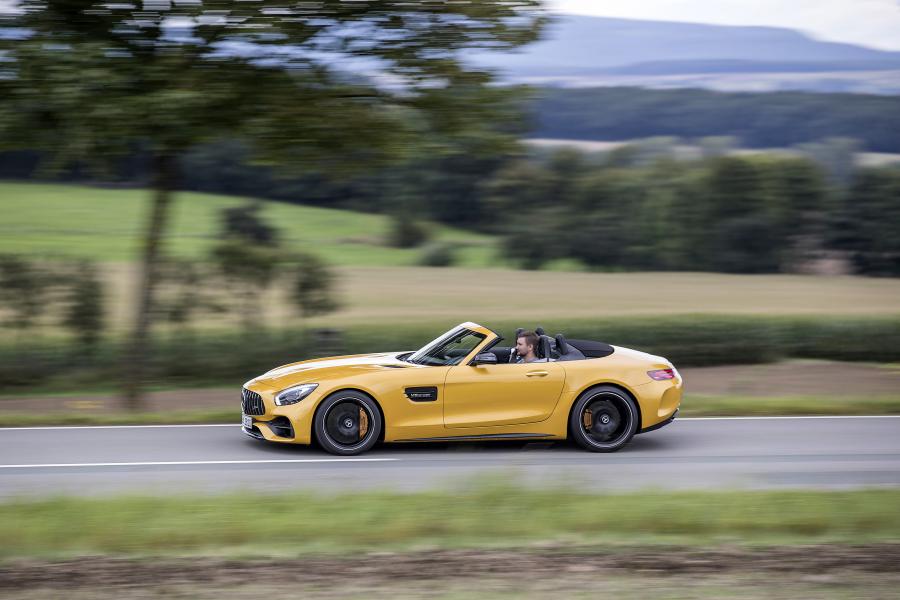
[0,182,496,266]
[2,486,898,558]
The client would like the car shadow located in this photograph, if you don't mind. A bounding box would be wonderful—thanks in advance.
[240,432,678,456]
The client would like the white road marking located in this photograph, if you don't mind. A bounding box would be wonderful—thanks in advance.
[0,458,398,469]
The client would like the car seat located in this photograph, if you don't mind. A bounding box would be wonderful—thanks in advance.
[553,334,586,361]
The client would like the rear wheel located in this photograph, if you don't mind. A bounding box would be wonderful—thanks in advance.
[569,386,638,452]
[314,391,382,456]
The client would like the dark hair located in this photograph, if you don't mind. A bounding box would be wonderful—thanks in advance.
[517,331,538,352]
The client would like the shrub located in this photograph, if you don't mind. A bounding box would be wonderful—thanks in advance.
[387,214,430,248]
[418,242,456,267]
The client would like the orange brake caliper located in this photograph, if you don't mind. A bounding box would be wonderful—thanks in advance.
[359,408,369,439]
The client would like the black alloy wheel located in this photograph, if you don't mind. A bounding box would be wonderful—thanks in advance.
[569,386,639,452]
[314,391,382,456]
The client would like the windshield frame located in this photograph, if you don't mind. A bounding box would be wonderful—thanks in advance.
[406,325,490,366]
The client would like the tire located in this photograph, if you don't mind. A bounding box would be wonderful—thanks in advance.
[569,386,639,452]
[313,391,383,456]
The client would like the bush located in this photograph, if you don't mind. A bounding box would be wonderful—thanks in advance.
[387,214,430,248]
[418,242,456,267]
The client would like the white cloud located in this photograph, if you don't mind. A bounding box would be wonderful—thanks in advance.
[553,0,900,51]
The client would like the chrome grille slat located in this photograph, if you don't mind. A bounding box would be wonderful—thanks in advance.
[241,388,265,415]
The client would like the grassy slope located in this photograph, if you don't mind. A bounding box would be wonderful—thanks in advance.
[2,486,898,558]
[0,182,495,266]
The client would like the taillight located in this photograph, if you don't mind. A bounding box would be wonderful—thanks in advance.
[648,368,675,381]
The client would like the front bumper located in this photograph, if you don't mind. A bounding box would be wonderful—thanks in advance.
[241,386,317,444]
[242,424,265,440]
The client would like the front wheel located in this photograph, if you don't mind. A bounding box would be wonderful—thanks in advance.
[313,391,383,456]
[569,386,639,452]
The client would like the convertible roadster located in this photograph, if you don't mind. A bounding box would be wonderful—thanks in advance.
[241,322,682,455]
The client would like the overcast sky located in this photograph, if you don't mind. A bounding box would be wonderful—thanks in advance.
[2,0,899,52]
[553,0,900,51]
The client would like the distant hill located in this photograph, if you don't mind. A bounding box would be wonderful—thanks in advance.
[471,15,900,94]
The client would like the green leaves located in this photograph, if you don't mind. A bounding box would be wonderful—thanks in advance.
[2,0,546,172]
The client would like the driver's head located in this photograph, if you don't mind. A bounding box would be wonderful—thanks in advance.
[515,331,539,359]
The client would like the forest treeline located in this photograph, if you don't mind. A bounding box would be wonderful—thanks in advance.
[4,140,897,276]
[531,87,900,153]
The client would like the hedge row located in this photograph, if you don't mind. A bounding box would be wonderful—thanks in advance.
[0,316,898,391]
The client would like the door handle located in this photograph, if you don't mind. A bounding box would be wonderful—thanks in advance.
[526,371,549,377]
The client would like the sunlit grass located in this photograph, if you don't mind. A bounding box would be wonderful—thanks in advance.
[683,394,900,416]
[0,182,495,266]
[2,486,898,558]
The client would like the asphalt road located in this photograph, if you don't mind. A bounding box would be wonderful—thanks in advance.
[1,417,899,498]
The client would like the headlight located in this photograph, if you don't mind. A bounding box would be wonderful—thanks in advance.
[274,383,318,406]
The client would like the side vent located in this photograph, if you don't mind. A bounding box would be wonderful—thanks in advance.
[405,386,438,402]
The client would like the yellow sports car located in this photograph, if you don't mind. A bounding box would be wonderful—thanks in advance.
[241,322,682,455]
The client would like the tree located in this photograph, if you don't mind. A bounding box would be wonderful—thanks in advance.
[291,253,339,319]
[704,157,781,273]
[0,255,51,337]
[830,167,900,276]
[762,157,829,270]
[61,261,105,353]
[156,259,224,333]
[500,207,566,270]
[0,0,544,408]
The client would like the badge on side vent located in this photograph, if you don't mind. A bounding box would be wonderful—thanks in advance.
[404,386,438,402]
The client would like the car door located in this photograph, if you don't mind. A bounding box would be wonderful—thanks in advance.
[443,361,566,428]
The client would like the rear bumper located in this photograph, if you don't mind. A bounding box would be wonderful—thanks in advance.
[637,408,678,434]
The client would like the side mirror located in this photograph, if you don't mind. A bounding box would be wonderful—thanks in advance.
[471,352,498,366]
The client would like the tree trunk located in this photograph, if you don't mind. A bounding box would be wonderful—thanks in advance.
[122,154,176,411]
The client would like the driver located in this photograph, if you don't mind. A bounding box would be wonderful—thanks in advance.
[514,331,541,363]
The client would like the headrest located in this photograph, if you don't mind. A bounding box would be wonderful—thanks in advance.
[515,328,524,338]
[535,326,545,336]
[555,334,569,354]
[538,335,553,359]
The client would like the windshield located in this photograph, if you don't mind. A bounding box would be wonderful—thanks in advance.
[406,327,486,366]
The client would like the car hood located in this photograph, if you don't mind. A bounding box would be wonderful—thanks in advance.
[246,352,415,392]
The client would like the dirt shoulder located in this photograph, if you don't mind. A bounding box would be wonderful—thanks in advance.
[683,359,900,397]
[2,545,898,593]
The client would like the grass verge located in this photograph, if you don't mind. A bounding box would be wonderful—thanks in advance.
[0,409,237,427]
[684,394,900,416]
[2,487,899,559]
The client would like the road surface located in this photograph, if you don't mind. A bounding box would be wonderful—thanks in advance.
[1,416,899,497]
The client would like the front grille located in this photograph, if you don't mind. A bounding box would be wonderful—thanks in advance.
[241,388,265,415]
